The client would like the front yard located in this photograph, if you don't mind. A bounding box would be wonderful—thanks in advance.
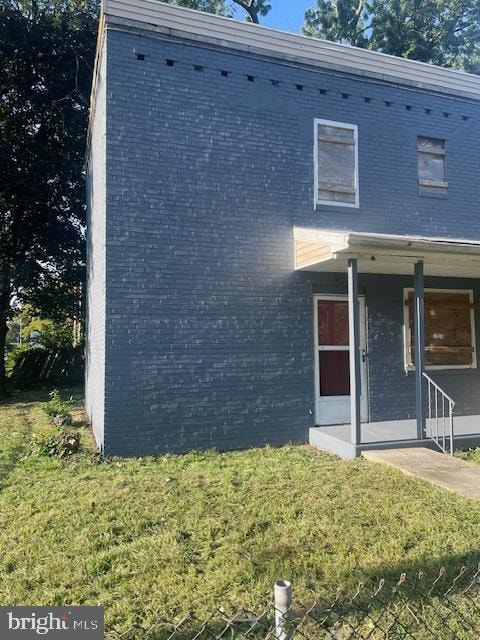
[1,390,480,633]
[457,448,480,465]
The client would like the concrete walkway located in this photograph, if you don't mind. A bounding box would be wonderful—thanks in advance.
[363,447,480,500]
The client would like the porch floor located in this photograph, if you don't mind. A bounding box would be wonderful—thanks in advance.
[310,416,480,459]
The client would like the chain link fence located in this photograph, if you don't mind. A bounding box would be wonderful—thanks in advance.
[108,564,480,640]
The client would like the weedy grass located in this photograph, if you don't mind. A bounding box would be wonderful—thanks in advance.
[457,448,480,465]
[0,390,479,633]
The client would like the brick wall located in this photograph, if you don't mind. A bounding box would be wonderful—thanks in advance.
[85,40,107,450]
[96,27,480,455]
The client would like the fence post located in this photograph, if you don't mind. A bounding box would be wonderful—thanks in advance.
[274,580,292,640]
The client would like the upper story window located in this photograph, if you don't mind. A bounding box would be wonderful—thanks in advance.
[417,136,448,197]
[314,119,359,208]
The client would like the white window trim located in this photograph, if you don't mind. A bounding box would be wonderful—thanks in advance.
[403,287,477,371]
[314,118,359,209]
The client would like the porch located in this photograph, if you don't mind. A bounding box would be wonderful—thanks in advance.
[295,227,480,458]
[310,416,480,459]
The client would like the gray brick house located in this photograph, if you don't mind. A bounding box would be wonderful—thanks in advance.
[86,0,480,458]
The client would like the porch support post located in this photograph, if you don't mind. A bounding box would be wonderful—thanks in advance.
[414,260,426,440]
[348,258,361,446]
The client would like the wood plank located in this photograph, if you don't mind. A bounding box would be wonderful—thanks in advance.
[407,291,475,366]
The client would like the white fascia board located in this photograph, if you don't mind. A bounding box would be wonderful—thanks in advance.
[294,227,480,263]
[347,233,480,256]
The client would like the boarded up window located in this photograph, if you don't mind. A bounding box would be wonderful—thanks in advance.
[406,290,475,368]
[417,137,447,196]
[316,122,357,205]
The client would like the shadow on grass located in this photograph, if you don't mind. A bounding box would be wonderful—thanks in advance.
[2,385,83,406]
[0,436,28,491]
[106,551,480,640]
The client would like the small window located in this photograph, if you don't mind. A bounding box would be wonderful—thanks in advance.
[417,136,447,196]
[404,289,476,369]
[314,119,359,207]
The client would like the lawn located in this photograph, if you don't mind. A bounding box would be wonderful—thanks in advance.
[457,448,480,465]
[1,390,480,635]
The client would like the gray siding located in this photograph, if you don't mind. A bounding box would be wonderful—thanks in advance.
[100,27,480,455]
[85,40,107,450]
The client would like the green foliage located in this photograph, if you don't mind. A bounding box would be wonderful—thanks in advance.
[239,0,271,23]
[43,389,73,421]
[29,389,80,458]
[22,317,74,349]
[457,448,480,465]
[162,0,271,23]
[0,0,97,394]
[162,0,228,13]
[304,0,369,47]
[29,425,81,458]
[5,344,32,377]
[303,0,480,72]
[1,390,480,632]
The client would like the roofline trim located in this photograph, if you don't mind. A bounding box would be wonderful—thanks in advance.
[102,0,480,101]
[294,227,480,256]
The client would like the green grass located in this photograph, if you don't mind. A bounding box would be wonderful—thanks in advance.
[457,448,480,465]
[1,390,480,633]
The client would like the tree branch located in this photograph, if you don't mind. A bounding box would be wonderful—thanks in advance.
[233,0,259,24]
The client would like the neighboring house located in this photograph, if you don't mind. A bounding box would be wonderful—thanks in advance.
[86,0,480,458]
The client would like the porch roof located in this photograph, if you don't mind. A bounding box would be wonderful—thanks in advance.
[294,227,480,278]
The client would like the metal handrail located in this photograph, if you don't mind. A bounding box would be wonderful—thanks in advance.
[422,371,455,456]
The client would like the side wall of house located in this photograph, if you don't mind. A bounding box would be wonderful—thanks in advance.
[85,38,107,450]
[103,27,480,455]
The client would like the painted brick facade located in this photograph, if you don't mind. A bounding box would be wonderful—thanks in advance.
[87,24,480,456]
[85,41,107,449]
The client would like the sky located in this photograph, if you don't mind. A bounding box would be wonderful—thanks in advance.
[262,0,314,33]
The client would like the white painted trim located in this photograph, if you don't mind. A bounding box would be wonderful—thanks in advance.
[102,1,480,101]
[403,287,477,371]
[313,119,359,209]
[313,294,369,425]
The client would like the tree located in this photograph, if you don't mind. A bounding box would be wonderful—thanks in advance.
[304,0,369,47]
[165,0,271,23]
[0,0,97,398]
[236,0,271,24]
[164,0,228,13]
[303,0,480,73]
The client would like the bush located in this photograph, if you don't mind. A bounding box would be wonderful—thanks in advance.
[21,317,75,349]
[5,343,34,377]
[7,346,84,390]
[27,391,81,459]
[43,389,73,426]
[29,425,81,459]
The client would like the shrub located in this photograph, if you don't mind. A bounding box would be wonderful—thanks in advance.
[5,343,34,377]
[21,317,74,349]
[7,346,84,390]
[43,389,73,426]
[29,426,81,459]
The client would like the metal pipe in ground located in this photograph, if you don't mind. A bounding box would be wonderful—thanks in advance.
[274,580,292,640]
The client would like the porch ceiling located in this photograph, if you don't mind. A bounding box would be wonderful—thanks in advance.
[294,227,480,278]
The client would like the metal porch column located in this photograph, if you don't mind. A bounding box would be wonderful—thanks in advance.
[414,260,426,440]
[348,258,361,446]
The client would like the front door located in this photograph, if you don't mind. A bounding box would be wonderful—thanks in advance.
[314,295,368,425]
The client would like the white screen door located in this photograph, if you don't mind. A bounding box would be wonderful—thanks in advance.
[314,295,368,425]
